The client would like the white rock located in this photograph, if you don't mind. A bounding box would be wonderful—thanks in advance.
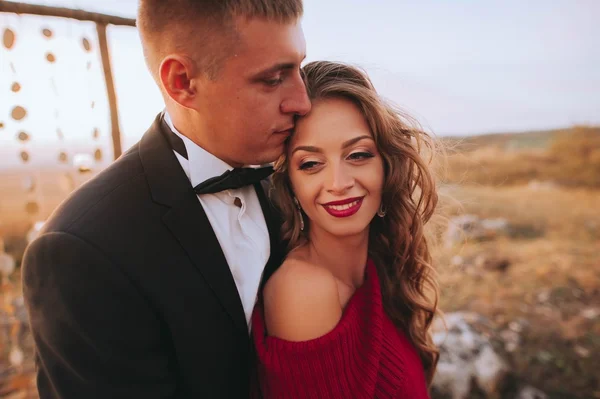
[473,344,509,395]
[432,361,472,399]
[431,312,510,399]
[515,385,548,399]
[509,321,524,333]
[581,308,600,320]
[574,345,590,358]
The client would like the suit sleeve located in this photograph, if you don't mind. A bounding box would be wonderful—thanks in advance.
[22,232,175,399]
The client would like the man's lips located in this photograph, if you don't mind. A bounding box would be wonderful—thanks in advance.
[275,126,294,134]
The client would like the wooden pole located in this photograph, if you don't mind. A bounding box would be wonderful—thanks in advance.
[0,1,135,160]
[96,22,122,160]
[0,1,136,27]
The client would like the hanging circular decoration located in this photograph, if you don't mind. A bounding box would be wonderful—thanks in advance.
[91,101,95,109]
[2,28,15,49]
[82,37,92,52]
[11,82,21,92]
[20,151,30,163]
[11,106,27,121]
[57,128,64,140]
[46,52,56,63]
[42,28,53,38]
[58,151,68,163]
[92,128,100,139]
[22,176,36,192]
[17,131,30,142]
[94,148,103,161]
[25,201,40,215]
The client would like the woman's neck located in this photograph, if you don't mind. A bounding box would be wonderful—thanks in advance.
[304,227,370,289]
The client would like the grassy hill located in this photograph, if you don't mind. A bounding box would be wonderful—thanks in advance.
[442,128,561,152]
[440,126,600,188]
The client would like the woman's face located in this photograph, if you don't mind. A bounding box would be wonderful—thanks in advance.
[288,97,385,239]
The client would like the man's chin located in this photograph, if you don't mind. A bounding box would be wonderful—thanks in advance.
[250,147,284,166]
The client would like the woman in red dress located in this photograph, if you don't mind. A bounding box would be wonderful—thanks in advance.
[252,61,441,398]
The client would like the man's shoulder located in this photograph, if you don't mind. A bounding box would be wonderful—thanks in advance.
[44,143,150,234]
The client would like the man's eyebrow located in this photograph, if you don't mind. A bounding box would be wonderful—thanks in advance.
[255,55,307,76]
[257,63,295,75]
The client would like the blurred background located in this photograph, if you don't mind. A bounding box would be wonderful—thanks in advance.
[0,0,598,398]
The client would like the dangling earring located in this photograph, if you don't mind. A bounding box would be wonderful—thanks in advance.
[294,197,305,231]
[377,203,387,218]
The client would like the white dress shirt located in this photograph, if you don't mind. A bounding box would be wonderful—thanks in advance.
[164,112,270,329]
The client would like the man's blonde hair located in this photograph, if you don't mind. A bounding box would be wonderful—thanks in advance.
[137,0,303,80]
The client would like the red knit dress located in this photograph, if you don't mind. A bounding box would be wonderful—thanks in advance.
[251,259,431,398]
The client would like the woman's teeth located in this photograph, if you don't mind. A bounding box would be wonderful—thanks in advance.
[325,200,360,211]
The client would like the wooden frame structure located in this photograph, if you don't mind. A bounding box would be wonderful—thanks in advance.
[0,0,137,160]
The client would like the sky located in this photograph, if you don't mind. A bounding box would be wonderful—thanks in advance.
[1,0,599,166]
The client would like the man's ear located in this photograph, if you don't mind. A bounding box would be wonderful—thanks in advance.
[159,55,199,108]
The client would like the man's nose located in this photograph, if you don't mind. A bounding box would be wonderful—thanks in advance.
[280,71,311,116]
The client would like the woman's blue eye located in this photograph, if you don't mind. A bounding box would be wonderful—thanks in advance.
[348,151,374,160]
[299,161,319,170]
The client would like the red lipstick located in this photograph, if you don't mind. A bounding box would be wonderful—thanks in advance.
[322,197,364,218]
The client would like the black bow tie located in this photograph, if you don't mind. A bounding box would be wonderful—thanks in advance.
[160,115,274,194]
[193,166,274,195]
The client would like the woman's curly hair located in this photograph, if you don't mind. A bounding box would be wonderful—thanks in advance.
[270,61,441,383]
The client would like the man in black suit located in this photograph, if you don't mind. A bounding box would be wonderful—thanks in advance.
[21,1,310,397]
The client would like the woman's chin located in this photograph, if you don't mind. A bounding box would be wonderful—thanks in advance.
[319,222,371,240]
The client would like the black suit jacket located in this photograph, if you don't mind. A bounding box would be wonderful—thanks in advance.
[21,114,283,398]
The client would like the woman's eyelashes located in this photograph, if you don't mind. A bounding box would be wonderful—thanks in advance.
[347,151,375,161]
[298,160,320,171]
[297,151,375,171]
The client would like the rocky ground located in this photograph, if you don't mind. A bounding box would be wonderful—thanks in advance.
[431,184,600,399]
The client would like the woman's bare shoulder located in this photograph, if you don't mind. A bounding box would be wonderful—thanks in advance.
[262,258,342,342]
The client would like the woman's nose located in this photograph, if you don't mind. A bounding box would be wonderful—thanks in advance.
[327,163,354,194]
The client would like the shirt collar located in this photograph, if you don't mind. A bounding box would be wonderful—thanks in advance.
[164,111,233,188]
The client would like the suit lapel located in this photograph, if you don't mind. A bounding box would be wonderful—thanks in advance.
[255,180,284,289]
[139,114,247,333]
[162,195,247,333]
